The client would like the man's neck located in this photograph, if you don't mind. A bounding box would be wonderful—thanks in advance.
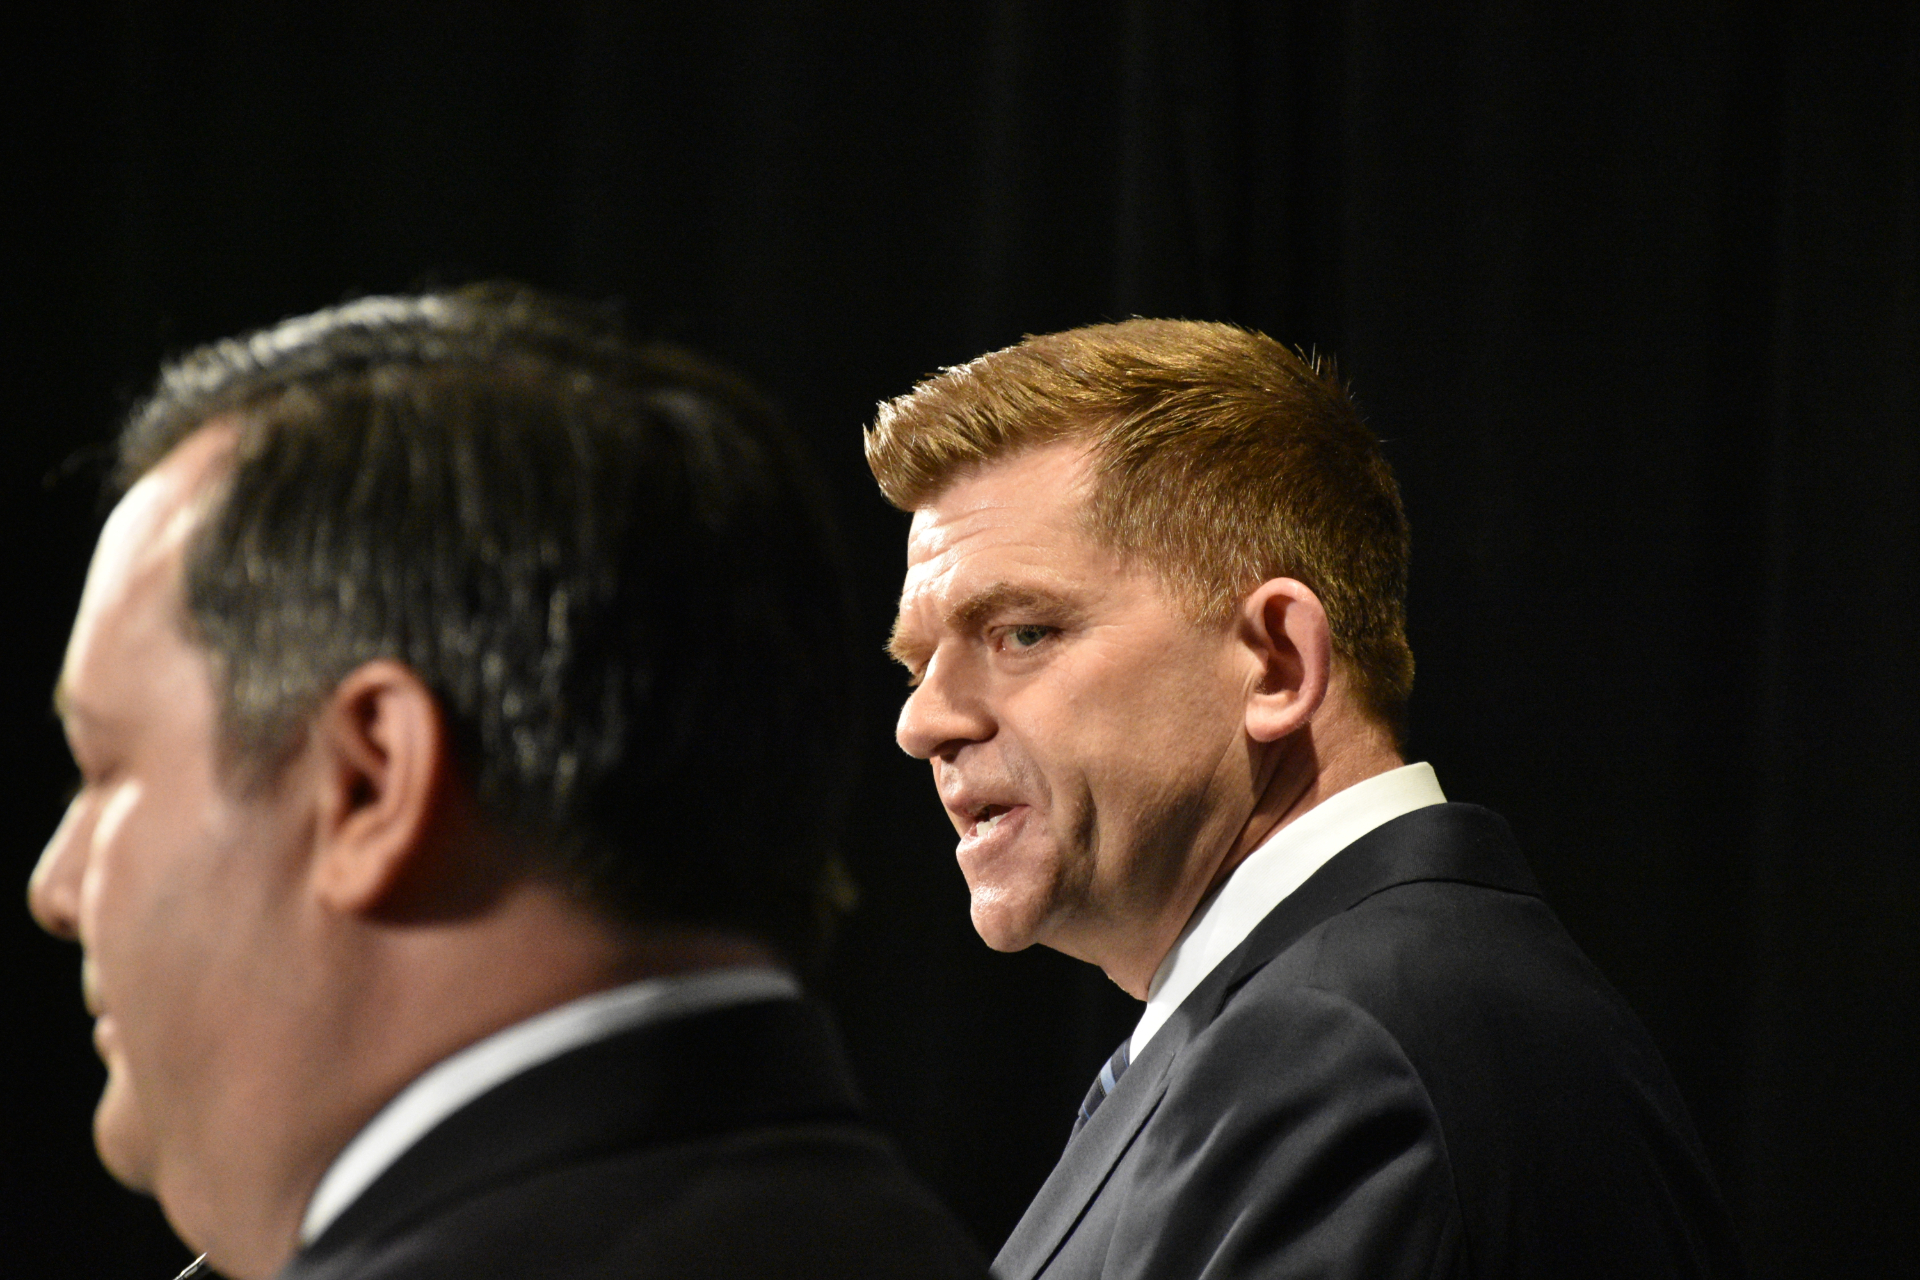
[1125,761,1446,1054]
[1223,720,1404,895]
[1097,705,1403,1000]
[199,882,776,1280]
[299,963,798,1249]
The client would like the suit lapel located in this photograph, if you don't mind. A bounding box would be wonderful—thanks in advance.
[993,1001,1183,1279]
[993,804,1539,1279]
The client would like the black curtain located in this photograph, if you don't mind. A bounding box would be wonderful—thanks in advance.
[7,4,1914,1277]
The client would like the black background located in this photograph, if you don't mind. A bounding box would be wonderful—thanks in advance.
[5,3,1914,1277]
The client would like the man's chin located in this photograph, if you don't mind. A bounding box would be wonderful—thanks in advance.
[967,890,1049,954]
[93,1074,159,1194]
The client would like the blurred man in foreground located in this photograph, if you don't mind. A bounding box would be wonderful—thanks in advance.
[871,319,1741,1279]
[30,285,989,1280]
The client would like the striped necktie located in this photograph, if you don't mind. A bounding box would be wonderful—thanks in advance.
[1072,1037,1132,1135]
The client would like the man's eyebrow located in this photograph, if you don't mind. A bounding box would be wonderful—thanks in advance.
[886,614,927,669]
[887,582,1082,667]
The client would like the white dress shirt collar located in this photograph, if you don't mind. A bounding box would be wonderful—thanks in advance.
[1129,762,1446,1056]
[300,964,801,1246]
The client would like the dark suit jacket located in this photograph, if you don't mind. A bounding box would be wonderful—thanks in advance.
[997,804,1742,1280]
[279,997,989,1280]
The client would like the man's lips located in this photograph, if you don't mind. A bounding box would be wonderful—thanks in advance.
[955,802,1029,856]
[81,968,117,1058]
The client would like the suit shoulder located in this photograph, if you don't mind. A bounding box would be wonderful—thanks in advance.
[286,1123,991,1280]
[1266,876,1674,1101]
[1208,875,1740,1278]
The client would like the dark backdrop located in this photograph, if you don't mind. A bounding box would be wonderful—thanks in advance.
[6,3,1914,1277]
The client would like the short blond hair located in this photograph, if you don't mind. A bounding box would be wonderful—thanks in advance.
[866,318,1413,736]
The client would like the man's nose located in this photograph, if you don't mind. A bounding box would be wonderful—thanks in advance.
[28,802,84,942]
[895,655,994,761]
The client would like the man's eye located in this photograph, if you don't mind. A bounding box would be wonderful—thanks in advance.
[1005,625,1054,650]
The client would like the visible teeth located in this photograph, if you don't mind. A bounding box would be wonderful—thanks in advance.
[976,808,1006,835]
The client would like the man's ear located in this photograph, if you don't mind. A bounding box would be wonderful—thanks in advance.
[1239,578,1333,743]
[307,659,451,916]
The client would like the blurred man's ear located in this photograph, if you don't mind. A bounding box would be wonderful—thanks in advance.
[307,660,453,915]
[1238,578,1332,744]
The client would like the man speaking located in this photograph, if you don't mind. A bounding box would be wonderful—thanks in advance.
[29,285,989,1280]
[870,320,1741,1279]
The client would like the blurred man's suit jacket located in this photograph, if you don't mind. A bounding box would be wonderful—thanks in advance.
[280,998,989,1280]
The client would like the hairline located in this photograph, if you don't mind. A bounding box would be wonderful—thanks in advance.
[902,430,1264,621]
[151,415,333,796]
[892,430,1392,737]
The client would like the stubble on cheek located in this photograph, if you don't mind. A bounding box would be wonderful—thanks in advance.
[1082,761,1226,942]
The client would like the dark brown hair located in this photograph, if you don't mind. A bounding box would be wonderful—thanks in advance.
[121,283,857,962]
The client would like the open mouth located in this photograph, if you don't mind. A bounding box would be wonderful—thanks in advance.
[972,804,1012,837]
